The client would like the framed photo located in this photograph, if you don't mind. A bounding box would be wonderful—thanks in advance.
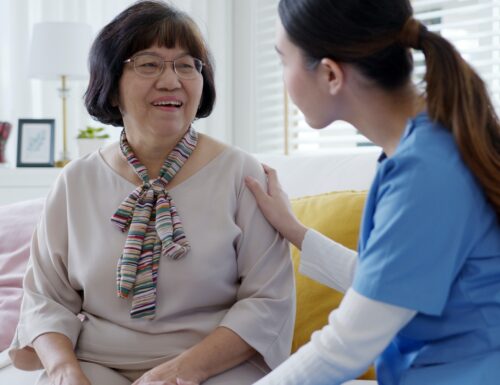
[17,119,55,167]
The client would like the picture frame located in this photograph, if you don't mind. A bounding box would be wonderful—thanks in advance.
[16,119,55,167]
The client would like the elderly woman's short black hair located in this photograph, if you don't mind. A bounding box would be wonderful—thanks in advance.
[84,0,216,127]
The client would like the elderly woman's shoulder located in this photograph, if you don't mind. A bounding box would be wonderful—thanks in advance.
[198,133,262,171]
[57,148,109,185]
[196,133,228,158]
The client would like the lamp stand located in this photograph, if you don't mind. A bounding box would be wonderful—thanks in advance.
[55,75,70,167]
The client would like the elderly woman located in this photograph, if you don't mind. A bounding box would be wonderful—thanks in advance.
[7,1,294,385]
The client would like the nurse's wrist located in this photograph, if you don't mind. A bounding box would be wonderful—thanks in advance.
[282,221,308,250]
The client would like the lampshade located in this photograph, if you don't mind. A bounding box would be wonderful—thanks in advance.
[29,22,93,80]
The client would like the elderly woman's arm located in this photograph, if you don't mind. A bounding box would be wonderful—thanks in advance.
[176,327,255,377]
[9,173,84,379]
[133,327,255,384]
[33,333,91,385]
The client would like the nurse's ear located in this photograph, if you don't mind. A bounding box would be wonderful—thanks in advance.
[319,58,344,96]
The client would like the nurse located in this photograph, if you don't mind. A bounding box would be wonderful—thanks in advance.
[246,0,500,384]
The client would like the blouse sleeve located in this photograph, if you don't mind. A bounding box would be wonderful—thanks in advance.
[219,158,295,370]
[8,172,83,370]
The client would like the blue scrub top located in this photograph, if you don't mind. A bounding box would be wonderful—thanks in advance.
[352,113,500,385]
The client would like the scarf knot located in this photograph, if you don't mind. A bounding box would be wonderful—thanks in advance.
[151,179,166,194]
[111,128,198,319]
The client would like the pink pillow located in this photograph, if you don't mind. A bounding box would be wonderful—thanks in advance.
[0,198,44,351]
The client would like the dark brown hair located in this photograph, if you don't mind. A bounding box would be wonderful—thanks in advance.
[84,0,216,127]
[279,0,500,220]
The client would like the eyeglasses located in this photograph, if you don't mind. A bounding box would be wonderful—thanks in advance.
[124,53,204,80]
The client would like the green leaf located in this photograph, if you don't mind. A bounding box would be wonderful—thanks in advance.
[77,126,109,139]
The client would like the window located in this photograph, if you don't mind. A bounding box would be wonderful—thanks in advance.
[413,0,500,108]
[252,0,500,154]
[253,0,285,153]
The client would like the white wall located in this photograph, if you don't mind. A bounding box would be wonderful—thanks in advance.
[181,0,234,144]
[231,0,255,152]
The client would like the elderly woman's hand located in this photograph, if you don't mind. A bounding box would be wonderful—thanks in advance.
[131,356,202,385]
[175,379,199,385]
[139,380,198,385]
[245,164,308,249]
[135,378,198,385]
[48,364,92,385]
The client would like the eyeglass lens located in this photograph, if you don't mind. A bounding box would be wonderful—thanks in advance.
[132,54,203,78]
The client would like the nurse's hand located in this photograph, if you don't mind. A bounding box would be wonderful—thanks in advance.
[245,164,308,249]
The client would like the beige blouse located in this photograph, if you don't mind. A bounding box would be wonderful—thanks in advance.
[9,146,295,374]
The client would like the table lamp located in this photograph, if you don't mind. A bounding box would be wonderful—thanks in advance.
[28,22,92,167]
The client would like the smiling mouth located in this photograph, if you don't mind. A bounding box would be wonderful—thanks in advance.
[152,100,183,108]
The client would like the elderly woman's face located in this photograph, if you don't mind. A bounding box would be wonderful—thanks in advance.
[118,44,203,141]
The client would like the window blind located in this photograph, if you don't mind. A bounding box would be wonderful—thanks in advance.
[253,0,285,153]
[412,0,500,109]
[252,0,500,154]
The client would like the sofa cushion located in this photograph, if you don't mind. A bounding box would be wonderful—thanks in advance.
[290,190,376,380]
[0,199,44,352]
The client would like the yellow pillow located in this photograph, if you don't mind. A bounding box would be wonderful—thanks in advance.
[290,190,375,380]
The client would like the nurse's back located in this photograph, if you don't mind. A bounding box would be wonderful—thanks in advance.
[374,114,500,384]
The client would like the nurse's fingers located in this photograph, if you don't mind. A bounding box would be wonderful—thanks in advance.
[261,164,284,196]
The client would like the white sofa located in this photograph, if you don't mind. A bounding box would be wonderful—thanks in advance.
[0,149,380,384]
[256,150,379,199]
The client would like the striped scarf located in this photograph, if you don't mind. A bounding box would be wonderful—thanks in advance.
[111,127,198,319]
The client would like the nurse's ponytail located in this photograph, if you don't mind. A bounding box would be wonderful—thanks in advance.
[406,19,500,221]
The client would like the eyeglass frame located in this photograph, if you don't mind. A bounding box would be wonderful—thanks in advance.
[123,53,205,79]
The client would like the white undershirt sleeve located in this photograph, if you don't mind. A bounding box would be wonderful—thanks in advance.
[252,289,417,385]
[300,229,358,292]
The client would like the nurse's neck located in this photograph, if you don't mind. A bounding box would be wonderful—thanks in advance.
[346,81,425,157]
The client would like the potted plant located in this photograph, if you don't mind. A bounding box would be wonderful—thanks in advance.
[77,126,110,157]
